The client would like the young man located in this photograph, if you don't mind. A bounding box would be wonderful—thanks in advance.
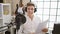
[18,2,48,34]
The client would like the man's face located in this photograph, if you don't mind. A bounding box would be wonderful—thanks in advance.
[27,6,35,15]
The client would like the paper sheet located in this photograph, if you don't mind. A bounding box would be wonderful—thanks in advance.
[35,20,49,34]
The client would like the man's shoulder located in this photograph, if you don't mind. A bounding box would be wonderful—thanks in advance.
[34,15,42,21]
[34,15,40,19]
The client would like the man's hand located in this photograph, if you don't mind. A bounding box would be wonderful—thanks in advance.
[30,32,35,34]
[29,31,35,34]
[42,28,48,32]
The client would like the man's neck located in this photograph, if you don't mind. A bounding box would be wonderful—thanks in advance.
[27,14,34,20]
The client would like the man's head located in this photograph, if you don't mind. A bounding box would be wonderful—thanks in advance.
[25,2,36,15]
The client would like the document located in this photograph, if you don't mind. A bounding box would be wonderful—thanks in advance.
[35,20,49,34]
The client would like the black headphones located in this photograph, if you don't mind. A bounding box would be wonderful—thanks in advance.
[24,2,37,13]
[24,7,37,13]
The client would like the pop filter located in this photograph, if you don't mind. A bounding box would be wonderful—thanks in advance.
[15,13,26,31]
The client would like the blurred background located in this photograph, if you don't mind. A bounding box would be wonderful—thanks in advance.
[0,0,60,34]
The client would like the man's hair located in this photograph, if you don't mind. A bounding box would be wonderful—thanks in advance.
[25,2,37,12]
[27,2,35,7]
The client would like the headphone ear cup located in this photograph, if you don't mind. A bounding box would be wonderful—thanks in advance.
[34,8,37,13]
[25,7,37,12]
[25,7,27,12]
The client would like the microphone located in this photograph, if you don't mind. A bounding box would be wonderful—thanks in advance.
[15,14,26,31]
[15,14,26,24]
[15,4,26,31]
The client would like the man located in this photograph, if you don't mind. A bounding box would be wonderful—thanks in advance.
[18,2,48,34]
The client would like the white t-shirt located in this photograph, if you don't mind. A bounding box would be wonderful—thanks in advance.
[17,14,47,34]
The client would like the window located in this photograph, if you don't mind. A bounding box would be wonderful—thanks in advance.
[31,0,60,30]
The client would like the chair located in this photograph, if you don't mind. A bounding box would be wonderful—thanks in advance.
[52,24,60,34]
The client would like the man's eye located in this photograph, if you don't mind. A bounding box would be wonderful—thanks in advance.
[27,8,34,10]
[31,8,34,10]
[28,8,30,10]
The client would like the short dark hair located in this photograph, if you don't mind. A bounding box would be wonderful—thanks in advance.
[27,2,35,7]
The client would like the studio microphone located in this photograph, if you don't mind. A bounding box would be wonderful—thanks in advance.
[15,12,26,31]
[15,4,26,31]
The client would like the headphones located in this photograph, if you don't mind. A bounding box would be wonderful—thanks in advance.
[24,2,37,13]
[25,7,37,13]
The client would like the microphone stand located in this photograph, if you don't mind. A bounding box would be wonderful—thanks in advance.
[0,22,15,34]
[0,26,8,32]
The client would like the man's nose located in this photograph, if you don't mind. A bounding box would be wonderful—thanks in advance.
[29,9,32,11]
